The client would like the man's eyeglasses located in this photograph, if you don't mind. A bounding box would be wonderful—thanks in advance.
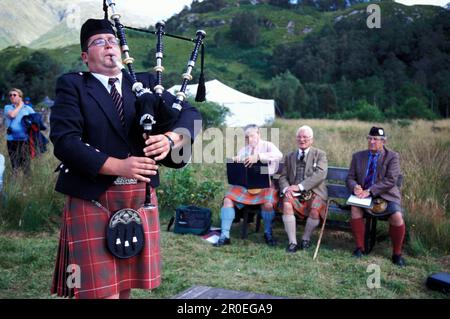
[9,93,18,97]
[367,136,383,141]
[88,37,119,48]
[297,136,311,140]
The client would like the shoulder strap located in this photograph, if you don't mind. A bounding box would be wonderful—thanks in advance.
[167,216,175,232]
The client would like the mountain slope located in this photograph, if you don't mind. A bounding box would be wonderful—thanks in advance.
[1,0,449,118]
[0,0,156,50]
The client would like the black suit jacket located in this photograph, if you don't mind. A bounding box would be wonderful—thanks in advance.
[50,71,202,201]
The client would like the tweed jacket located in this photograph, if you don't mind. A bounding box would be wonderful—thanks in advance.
[346,146,402,204]
[279,147,328,201]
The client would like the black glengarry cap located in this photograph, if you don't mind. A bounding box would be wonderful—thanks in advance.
[80,18,115,52]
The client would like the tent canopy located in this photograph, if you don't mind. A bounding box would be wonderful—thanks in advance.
[167,79,275,127]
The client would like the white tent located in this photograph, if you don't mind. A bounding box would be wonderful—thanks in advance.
[167,79,275,127]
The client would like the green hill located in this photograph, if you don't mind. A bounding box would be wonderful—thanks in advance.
[0,0,449,119]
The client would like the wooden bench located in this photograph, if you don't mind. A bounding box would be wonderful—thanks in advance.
[237,166,401,253]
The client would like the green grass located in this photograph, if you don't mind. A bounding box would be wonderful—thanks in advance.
[0,119,448,298]
[0,221,448,299]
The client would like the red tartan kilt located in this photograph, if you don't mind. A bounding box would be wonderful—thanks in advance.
[282,193,327,220]
[51,182,161,299]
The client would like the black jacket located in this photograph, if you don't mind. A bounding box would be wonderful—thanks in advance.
[50,71,202,200]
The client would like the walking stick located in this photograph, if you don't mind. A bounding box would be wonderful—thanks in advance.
[313,199,330,261]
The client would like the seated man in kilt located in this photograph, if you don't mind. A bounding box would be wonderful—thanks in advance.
[279,125,328,253]
[214,124,283,247]
[346,126,406,266]
[50,18,201,299]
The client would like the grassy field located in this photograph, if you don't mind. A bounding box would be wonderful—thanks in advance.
[0,224,448,299]
[0,119,449,299]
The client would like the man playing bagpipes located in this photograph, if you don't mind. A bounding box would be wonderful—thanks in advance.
[346,126,406,267]
[50,18,201,299]
[214,124,283,247]
[279,125,328,253]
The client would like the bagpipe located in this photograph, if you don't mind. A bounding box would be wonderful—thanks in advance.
[102,1,206,258]
[104,0,206,206]
[104,0,206,137]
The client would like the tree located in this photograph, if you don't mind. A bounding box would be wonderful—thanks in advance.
[191,0,227,13]
[317,84,337,115]
[268,0,291,8]
[189,98,230,129]
[12,51,62,102]
[271,71,301,118]
[400,97,437,120]
[230,12,260,47]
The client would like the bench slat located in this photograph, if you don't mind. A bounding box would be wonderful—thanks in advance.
[327,184,351,199]
[326,167,349,181]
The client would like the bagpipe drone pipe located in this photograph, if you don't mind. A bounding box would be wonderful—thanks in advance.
[104,0,206,137]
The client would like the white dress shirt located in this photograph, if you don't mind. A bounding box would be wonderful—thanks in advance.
[91,72,123,96]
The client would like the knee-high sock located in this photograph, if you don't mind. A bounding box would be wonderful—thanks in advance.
[282,214,297,245]
[302,217,320,241]
[351,218,365,251]
[389,224,405,255]
[261,209,275,235]
[220,207,235,239]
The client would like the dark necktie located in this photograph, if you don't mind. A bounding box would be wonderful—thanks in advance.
[108,78,125,126]
[299,150,305,162]
[363,153,377,189]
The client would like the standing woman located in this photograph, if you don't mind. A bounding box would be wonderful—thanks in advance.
[3,88,35,173]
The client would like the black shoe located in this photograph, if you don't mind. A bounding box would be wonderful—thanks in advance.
[286,243,298,253]
[392,254,406,267]
[300,240,311,250]
[264,233,277,246]
[213,237,230,247]
[352,248,364,258]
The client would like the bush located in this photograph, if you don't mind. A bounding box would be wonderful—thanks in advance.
[189,98,230,129]
[156,165,225,217]
[399,97,438,120]
[339,100,385,122]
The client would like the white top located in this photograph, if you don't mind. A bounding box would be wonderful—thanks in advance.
[236,140,282,175]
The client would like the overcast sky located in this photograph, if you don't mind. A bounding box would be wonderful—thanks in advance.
[111,0,196,21]
[101,0,447,22]
[395,0,448,6]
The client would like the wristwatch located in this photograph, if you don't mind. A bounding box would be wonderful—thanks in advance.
[164,134,175,150]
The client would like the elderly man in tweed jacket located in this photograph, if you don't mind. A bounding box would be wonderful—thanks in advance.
[279,125,328,253]
[346,126,406,267]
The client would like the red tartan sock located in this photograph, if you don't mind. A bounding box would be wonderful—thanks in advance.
[389,224,405,255]
[351,218,365,251]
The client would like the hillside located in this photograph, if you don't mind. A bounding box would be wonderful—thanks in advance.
[0,0,449,118]
[0,0,156,50]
